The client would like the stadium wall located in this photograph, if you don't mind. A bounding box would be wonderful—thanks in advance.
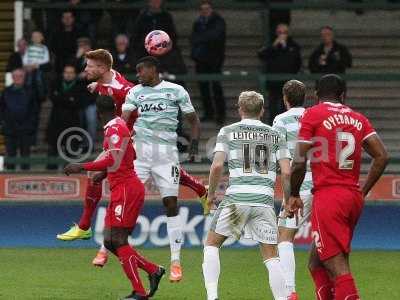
[0,201,399,250]
[0,174,399,249]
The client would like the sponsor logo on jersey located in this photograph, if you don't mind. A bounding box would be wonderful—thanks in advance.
[140,102,167,113]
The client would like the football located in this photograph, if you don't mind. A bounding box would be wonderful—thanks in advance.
[144,30,172,56]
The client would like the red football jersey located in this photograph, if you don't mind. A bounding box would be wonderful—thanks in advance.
[95,70,138,130]
[83,117,137,189]
[298,102,376,190]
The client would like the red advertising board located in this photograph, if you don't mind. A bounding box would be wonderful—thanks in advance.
[0,174,399,202]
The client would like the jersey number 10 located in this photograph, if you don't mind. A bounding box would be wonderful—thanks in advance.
[242,143,269,174]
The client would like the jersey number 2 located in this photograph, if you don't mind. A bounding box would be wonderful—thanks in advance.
[337,132,355,170]
[242,143,269,174]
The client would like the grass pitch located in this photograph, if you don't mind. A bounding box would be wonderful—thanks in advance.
[0,248,398,299]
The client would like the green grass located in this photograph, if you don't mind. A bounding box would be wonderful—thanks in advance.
[0,248,398,299]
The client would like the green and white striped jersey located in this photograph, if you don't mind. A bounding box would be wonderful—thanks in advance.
[122,80,195,146]
[215,118,291,207]
[273,107,313,196]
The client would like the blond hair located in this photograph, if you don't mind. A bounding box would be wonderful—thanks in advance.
[238,91,264,117]
[85,49,113,70]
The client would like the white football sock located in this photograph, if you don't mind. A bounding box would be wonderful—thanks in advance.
[167,215,183,262]
[278,241,296,293]
[264,257,288,300]
[202,246,220,300]
[100,244,108,253]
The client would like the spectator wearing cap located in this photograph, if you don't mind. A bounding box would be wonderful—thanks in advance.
[258,23,302,124]
[191,0,226,125]
[309,26,352,74]
[111,34,135,75]
[0,69,37,170]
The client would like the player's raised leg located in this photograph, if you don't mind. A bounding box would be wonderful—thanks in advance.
[179,168,209,215]
[56,171,104,241]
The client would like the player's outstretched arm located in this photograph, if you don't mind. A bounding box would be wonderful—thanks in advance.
[362,134,389,197]
[185,112,201,162]
[208,151,226,205]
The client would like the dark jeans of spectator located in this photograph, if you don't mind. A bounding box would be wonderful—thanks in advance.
[266,84,285,125]
[5,135,32,170]
[195,63,226,124]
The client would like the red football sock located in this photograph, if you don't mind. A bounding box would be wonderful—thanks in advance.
[334,273,360,300]
[116,245,147,296]
[179,168,207,198]
[131,246,159,274]
[310,267,334,300]
[78,180,102,230]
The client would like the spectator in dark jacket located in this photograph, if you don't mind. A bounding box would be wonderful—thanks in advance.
[258,23,302,124]
[6,38,27,72]
[309,26,352,74]
[73,38,97,145]
[75,37,92,77]
[49,10,83,73]
[0,69,37,170]
[131,0,187,75]
[108,0,140,38]
[47,64,86,169]
[111,34,135,75]
[191,0,226,125]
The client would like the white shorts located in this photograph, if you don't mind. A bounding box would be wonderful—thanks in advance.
[278,194,313,229]
[134,141,180,198]
[210,204,278,245]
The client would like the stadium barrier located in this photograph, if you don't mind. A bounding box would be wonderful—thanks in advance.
[0,173,399,250]
[0,174,400,202]
[0,201,399,249]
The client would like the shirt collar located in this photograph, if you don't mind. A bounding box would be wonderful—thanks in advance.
[241,118,263,125]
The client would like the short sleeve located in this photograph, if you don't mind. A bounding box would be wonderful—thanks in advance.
[362,115,377,141]
[104,125,125,151]
[298,108,316,144]
[214,128,228,153]
[122,88,138,112]
[275,132,291,161]
[272,117,287,140]
[177,87,195,114]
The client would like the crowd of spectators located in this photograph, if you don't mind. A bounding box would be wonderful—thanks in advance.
[258,24,352,123]
[0,0,353,169]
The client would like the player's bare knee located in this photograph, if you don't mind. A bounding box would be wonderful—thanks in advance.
[205,231,225,248]
[259,243,278,261]
[278,227,296,243]
[323,253,350,277]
